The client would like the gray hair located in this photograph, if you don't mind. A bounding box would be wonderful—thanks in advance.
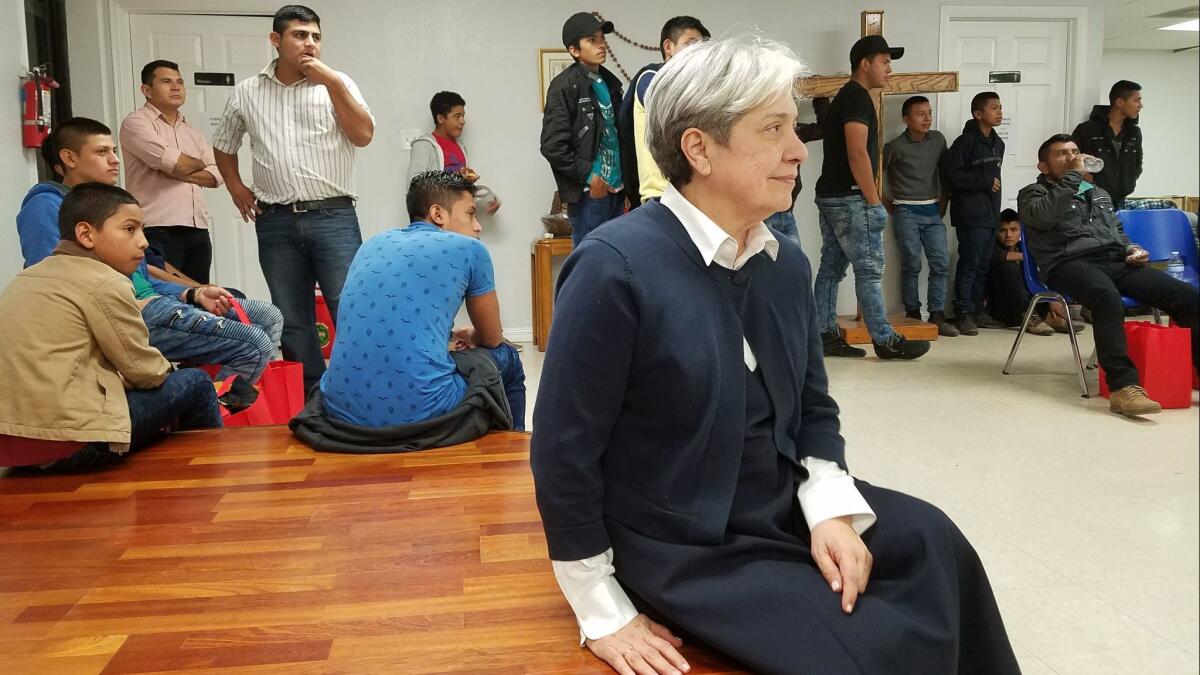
[645,35,806,186]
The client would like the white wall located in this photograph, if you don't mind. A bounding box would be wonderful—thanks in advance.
[44,0,1109,326]
[0,5,39,287]
[1100,49,1200,197]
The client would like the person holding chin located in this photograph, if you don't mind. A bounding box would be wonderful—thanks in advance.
[531,35,1019,675]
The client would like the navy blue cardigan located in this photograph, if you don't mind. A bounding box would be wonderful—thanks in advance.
[530,200,848,561]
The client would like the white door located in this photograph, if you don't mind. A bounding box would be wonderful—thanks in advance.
[128,13,273,299]
[940,19,1071,211]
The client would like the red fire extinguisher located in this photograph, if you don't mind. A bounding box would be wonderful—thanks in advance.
[21,65,59,149]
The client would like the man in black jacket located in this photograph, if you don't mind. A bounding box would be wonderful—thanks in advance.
[1018,134,1198,417]
[1072,80,1144,209]
[944,91,1006,336]
[540,12,626,247]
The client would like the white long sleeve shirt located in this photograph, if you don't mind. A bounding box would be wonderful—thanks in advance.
[552,184,877,642]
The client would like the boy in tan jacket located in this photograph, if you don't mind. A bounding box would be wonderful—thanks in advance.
[0,183,222,471]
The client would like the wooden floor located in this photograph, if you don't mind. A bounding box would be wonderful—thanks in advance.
[0,428,746,674]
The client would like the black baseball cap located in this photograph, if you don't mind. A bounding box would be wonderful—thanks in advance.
[849,35,904,69]
[562,12,613,48]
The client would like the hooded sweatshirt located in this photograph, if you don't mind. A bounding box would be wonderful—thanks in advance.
[943,119,1005,228]
[406,133,500,211]
[15,181,186,298]
[1071,104,1143,206]
[16,181,68,268]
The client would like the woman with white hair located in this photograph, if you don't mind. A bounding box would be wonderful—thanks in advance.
[531,36,1018,675]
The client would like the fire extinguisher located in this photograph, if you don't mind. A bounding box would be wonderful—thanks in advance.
[21,65,59,148]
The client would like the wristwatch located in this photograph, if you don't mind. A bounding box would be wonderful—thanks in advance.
[185,287,197,305]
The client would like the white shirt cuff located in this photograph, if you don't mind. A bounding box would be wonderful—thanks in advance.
[797,457,877,534]
[551,549,640,645]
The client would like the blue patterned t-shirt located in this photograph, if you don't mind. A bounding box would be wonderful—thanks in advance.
[320,222,496,426]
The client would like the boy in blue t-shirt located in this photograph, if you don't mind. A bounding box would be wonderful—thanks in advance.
[320,171,525,429]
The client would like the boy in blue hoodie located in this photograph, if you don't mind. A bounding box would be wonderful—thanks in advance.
[16,117,283,387]
[944,92,1007,336]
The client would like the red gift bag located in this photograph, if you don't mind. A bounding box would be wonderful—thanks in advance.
[203,299,307,426]
[1099,321,1193,408]
[315,288,336,359]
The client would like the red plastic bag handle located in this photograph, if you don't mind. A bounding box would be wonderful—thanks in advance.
[228,297,251,324]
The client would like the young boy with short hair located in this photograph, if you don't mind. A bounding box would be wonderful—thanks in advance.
[983,208,1079,335]
[883,95,956,336]
[0,183,222,471]
[407,91,501,214]
[15,117,283,386]
[945,91,1006,335]
[540,12,625,247]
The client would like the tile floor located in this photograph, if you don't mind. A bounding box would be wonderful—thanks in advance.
[517,325,1199,674]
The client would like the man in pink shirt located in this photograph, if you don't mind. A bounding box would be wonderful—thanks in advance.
[119,59,223,283]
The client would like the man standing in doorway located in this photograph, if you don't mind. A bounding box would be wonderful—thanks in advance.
[1072,80,1143,210]
[212,4,374,391]
[541,12,625,248]
[813,35,931,360]
[945,91,1005,336]
[120,59,223,283]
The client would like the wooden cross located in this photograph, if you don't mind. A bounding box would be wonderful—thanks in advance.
[794,12,961,344]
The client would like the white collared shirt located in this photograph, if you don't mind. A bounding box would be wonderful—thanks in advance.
[552,184,877,642]
[211,59,372,204]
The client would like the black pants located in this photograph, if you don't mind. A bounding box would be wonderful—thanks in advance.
[984,261,1050,326]
[954,226,995,316]
[1046,251,1200,390]
[146,226,213,284]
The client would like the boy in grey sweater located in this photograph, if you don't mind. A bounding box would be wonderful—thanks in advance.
[883,96,957,336]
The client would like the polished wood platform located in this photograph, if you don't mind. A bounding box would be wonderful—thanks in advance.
[838,313,940,344]
[0,428,745,674]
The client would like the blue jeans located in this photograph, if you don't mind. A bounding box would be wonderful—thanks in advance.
[143,296,283,384]
[567,193,625,247]
[954,226,996,316]
[479,343,527,432]
[813,195,896,343]
[764,210,800,244]
[892,204,950,314]
[38,368,222,473]
[255,206,363,389]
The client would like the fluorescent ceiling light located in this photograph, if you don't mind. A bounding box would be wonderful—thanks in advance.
[1158,19,1199,31]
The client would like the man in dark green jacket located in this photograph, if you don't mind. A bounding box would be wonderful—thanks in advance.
[1071,80,1143,209]
[1018,134,1197,418]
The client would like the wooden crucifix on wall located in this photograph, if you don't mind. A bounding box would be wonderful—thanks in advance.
[794,11,960,345]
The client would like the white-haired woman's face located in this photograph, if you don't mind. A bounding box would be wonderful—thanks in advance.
[703,92,808,219]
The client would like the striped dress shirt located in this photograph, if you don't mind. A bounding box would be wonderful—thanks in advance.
[211,59,372,204]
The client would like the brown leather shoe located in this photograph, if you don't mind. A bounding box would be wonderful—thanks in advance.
[1110,385,1162,416]
[1045,313,1084,334]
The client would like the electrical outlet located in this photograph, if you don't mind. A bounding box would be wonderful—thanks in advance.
[399,129,424,151]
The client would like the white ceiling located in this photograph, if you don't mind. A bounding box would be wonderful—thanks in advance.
[1104,0,1200,50]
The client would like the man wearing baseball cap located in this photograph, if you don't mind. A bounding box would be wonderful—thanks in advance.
[813,35,932,361]
[540,12,627,247]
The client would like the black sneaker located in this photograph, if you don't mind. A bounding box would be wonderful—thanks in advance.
[904,309,922,320]
[218,375,259,412]
[873,335,931,360]
[956,313,979,336]
[974,312,1008,329]
[822,330,867,358]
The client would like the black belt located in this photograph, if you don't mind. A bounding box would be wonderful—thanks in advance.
[256,196,355,213]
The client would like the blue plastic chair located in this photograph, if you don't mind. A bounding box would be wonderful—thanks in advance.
[1002,225,1090,397]
[1117,208,1200,287]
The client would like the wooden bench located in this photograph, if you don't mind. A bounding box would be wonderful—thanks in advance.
[0,428,745,673]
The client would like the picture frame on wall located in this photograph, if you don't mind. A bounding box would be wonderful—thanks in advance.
[861,10,885,37]
[539,48,573,111]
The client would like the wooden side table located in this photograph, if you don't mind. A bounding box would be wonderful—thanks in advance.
[530,237,574,351]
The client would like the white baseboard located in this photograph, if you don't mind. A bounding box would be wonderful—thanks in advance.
[504,328,534,343]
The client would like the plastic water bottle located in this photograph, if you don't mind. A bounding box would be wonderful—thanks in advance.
[1081,155,1105,173]
[1167,251,1185,280]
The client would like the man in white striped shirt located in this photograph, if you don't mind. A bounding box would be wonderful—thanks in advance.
[212,4,374,391]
